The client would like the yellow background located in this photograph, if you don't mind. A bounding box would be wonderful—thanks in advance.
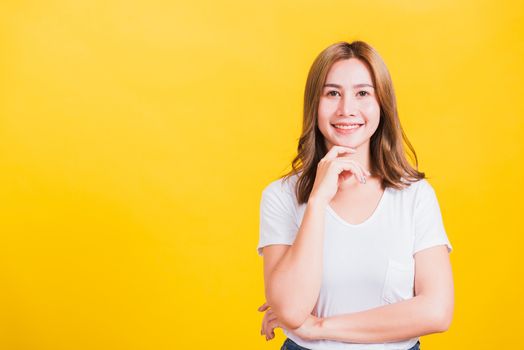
[1,0,523,349]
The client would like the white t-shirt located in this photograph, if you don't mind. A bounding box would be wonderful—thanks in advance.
[257,173,453,350]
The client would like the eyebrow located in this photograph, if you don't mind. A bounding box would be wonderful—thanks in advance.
[323,83,374,89]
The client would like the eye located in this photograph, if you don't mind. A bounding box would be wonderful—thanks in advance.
[327,90,341,97]
[357,91,370,97]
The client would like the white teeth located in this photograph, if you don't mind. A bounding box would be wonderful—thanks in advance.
[334,124,361,129]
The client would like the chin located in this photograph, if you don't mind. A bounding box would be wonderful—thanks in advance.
[325,133,366,150]
[333,139,363,149]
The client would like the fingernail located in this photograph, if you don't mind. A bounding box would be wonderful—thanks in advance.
[361,176,366,184]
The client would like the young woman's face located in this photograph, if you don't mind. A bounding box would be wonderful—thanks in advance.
[317,58,381,151]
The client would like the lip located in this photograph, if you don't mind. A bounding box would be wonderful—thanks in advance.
[332,124,363,134]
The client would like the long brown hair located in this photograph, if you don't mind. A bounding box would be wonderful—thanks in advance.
[281,40,425,204]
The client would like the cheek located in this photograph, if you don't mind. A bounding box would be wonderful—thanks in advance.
[362,100,380,119]
[317,100,329,116]
[317,101,331,123]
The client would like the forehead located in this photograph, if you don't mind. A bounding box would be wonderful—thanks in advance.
[325,58,373,85]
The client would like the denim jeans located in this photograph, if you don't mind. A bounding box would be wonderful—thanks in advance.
[280,338,421,350]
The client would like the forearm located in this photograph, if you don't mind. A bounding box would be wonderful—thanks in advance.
[266,196,327,328]
[316,295,447,343]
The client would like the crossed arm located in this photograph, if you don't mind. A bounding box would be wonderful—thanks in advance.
[262,244,454,343]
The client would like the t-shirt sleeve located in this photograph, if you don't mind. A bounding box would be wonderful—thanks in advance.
[412,180,453,255]
[257,180,299,256]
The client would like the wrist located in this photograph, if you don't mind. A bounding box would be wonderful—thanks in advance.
[308,195,329,208]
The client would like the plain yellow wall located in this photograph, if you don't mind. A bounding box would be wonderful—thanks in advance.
[1,0,523,349]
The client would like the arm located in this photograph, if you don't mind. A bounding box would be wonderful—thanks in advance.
[312,245,454,343]
[262,145,365,330]
[264,196,328,330]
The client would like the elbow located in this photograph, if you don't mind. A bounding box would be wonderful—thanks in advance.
[277,308,309,330]
[429,304,454,332]
[266,290,312,330]
[265,297,309,330]
[435,311,453,332]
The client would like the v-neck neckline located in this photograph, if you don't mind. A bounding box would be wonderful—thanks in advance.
[326,187,390,227]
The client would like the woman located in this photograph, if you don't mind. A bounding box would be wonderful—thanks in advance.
[256,41,454,350]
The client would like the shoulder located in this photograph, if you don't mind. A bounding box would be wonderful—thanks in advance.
[391,177,435,195]
[259,173,301,225]
[412,178,438,198]
[261,173,299,199]
[387,178,439,207]
[260,173,301,213]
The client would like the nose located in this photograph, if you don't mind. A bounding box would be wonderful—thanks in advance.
[338,93,359,116]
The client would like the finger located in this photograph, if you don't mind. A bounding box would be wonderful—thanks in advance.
[261,317,267,336]
[268,318,279,329]
[354,163,370,181]
[334,157,372,176]
[264,321,272,341]
[335,160,366,183]
[266,319,280,339]
[266,313,277,323]
[260,313,268,335]
[258,302,269,312]
[323,145,357,161]
[266,319,279,339]
[264,314,277,325]
[261,311,276,336]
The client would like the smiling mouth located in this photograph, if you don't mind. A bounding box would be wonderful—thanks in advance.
[332,124,362,130]
[331,123,364,133]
